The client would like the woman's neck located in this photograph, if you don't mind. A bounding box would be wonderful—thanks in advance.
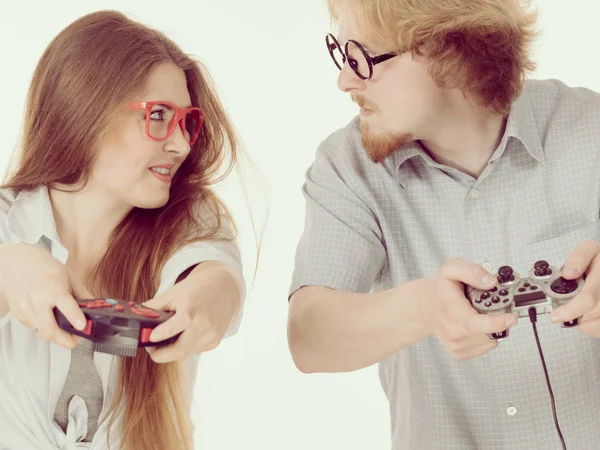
[49,183,132,266]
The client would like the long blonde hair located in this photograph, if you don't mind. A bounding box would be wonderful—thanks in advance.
[4,10,240,449]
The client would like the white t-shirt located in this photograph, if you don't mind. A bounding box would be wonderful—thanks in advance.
[0,186,246,450]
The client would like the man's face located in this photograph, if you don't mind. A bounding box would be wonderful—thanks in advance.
[336,16,446,162]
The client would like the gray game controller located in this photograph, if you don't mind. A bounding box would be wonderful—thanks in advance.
[465,260,585,339]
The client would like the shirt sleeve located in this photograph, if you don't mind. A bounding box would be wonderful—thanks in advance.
[0,192,14,331]
[155,226,246,339]
[0,312,11,330]
[289,142,386,297]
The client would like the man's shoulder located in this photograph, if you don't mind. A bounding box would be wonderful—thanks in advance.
[525,79,600,121]
[522,80,600,154]
[314,117,392,178]
[316,116,363,161]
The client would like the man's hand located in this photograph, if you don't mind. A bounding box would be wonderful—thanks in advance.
[550,240,600,337]
[421,258,517,361]
[142,261,241,363]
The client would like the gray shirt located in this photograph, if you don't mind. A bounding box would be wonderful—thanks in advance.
[290,79,600,450]
[53,340,103,443]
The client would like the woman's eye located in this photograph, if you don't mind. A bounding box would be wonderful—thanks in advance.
[150,109,165,120]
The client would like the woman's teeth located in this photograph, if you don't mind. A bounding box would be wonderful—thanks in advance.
[151,167,170,175]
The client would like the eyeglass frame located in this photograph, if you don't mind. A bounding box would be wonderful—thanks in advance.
[326,33,397,81]
[128,101,204,145]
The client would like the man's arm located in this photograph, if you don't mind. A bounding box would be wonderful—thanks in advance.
[288,282,431,374]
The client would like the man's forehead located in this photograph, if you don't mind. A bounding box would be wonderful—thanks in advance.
[335,19,376,52]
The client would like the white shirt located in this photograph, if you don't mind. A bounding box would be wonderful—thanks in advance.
[0,186,245,450]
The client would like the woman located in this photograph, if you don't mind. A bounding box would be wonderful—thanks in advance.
[0,10,245,450]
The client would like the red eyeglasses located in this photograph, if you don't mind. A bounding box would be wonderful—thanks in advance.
[129,101,204,145]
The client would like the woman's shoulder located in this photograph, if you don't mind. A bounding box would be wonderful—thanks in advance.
[0,188,19,220]
[0,188,18,211]
[0,187,44,244]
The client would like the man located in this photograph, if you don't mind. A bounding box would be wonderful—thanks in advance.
[287,1,600,449]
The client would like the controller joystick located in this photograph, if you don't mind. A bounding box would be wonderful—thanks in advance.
[534,260,552,277]
[53,298,181,357]
[551,277,579,295]
[497,266,515,284]
[465,261,584,339]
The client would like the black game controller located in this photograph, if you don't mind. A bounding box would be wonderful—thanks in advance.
[53,298,181,357]
[465,260,585,339]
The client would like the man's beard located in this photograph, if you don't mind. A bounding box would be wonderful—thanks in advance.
[359,119,414,163]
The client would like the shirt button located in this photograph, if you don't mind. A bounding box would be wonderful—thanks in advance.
[483,262,493,272]
[506,406,517,416]
[470,189,481,199]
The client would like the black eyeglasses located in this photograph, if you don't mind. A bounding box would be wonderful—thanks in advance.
[326,33,397,80]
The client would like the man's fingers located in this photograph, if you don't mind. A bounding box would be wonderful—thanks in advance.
[440,258,497,289]
[562,240,600,279]
[551,289,599,324]
[459,340,498,360]
[467,311,517,335]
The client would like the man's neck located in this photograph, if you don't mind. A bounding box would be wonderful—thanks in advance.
[418,95,508,179]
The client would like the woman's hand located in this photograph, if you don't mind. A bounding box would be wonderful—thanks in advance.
[0,243,87,348]
[143,261,242,363]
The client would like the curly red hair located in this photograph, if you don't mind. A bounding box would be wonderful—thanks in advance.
[328,0,539,115]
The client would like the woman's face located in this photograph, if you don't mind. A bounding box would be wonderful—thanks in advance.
[90,62,193,210]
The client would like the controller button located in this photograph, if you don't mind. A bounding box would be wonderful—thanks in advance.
[489,286,498,292]
[140,327,153,343]
[551,277,579,294]
[563,319,579,328]
[529,286,538,290]
[82,319,93,336]
[499,289,509,296]
[524,283,530,287]
[492,330,508,339]
[518,287,526,292]
[475,297,483,304]
[492,296,501,304]
[131,307,160,319]
[503,298,510,303]
[484,301,492,307]
[497,266,515,283]
[481,292,490,299]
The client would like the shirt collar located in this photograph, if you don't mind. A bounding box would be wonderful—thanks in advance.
[391,83,546,172]
[6,185,61,245]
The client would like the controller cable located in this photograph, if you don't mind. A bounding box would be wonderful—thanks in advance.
[528,307,567,450]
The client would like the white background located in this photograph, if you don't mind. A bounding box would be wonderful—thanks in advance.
[1,1,599,449]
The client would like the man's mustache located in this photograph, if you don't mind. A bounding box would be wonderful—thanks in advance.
[351,94,377,111]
